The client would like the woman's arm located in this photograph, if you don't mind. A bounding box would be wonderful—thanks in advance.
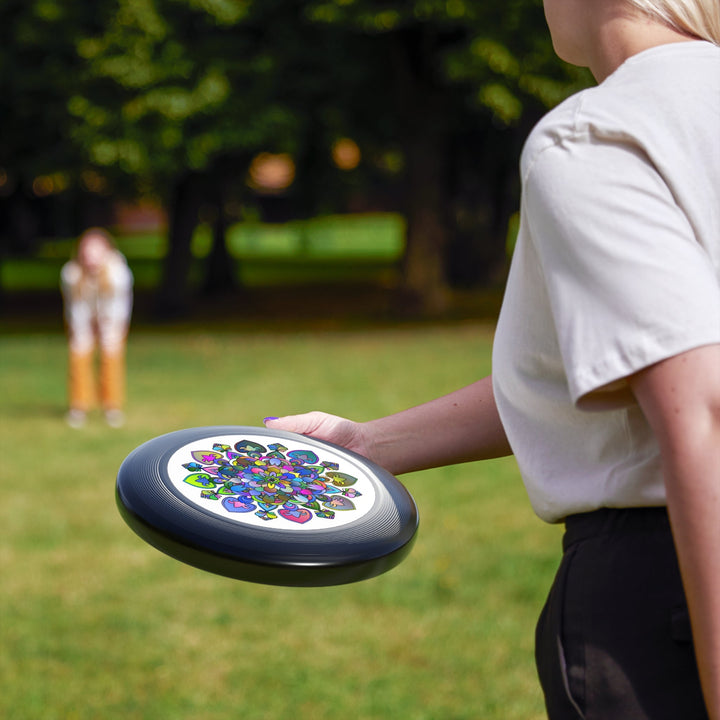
[630,343,720,719]
[265,375,512,476]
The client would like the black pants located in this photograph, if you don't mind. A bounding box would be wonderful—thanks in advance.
[535,507,708,719]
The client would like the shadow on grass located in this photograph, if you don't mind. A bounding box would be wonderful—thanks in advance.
[0,282,505,335]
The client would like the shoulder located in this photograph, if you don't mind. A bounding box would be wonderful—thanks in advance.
[522,41,720,184]
[520,91,588,181]
[520,73,643,183]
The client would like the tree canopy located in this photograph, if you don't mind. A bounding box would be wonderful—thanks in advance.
[0,0,593,314]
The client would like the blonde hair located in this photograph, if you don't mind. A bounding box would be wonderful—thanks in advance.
[627,0,720,44]
[74,227,119,298]
[78,227,115,252]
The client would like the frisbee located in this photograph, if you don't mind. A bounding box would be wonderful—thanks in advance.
[116,426,418,587]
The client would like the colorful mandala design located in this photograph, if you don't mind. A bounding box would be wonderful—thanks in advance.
[177,439,366,526]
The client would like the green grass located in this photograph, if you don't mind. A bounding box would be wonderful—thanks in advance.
[0,324,561,719]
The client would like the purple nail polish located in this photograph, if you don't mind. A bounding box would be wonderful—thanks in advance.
[263,416,279,423]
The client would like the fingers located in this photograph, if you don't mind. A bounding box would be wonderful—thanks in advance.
[264,411,370,458]
[263,411,361,449]
[263,411,329,436]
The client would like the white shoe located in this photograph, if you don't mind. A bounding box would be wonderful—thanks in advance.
[104,409,125,428]
[66,409,87,429]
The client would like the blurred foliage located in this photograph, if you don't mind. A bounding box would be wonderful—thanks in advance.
[0,0,591,198]
[303,0,591,121]
[69,0,305,185]
[0,0,87,179]
[0,0,593,310]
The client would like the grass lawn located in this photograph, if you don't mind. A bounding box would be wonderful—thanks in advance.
[0,322,561,720]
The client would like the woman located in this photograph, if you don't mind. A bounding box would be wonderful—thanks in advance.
[61,228,133,428]
[265,1,720,717]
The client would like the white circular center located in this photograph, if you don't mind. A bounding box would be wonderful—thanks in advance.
[166,434,377,530]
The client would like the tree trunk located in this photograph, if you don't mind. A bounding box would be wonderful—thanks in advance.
[156,172,203,319]
[402,130,450,314]
[392,28,451,316]
[445,123,521,288]
[202,182,237,297]
[445,109,544,288]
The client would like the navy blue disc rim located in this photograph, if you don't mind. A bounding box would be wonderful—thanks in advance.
[115,426,418,586]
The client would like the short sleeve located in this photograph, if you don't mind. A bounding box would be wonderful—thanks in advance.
[525,136,720,407]
[60,261,81,294]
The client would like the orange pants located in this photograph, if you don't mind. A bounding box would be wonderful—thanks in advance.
[68,346,126,412]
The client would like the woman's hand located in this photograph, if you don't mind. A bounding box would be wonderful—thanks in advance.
[264,376,511,476]
[264,412,373,460]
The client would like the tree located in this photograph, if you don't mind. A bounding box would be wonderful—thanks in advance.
[302,0,592,312]
[69,0,369,315]
[0,0,97,255]
[0,0,592,315]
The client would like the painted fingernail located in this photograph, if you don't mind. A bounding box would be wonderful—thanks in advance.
[263,416,279,424]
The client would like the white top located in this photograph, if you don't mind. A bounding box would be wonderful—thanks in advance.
[492,41,720,523]
[61,250,133,353]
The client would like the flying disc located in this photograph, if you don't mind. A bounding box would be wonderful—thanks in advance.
[116,426,418,587]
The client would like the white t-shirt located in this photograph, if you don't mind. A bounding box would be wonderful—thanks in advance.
[61,250,134,353]
[492,41,720,523]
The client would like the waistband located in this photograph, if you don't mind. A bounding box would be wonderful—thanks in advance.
[563,506,670,552]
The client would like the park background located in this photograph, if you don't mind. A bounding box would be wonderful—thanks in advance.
[0,2,593,718]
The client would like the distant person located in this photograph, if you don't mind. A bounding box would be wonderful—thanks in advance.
[61,228,133,428]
